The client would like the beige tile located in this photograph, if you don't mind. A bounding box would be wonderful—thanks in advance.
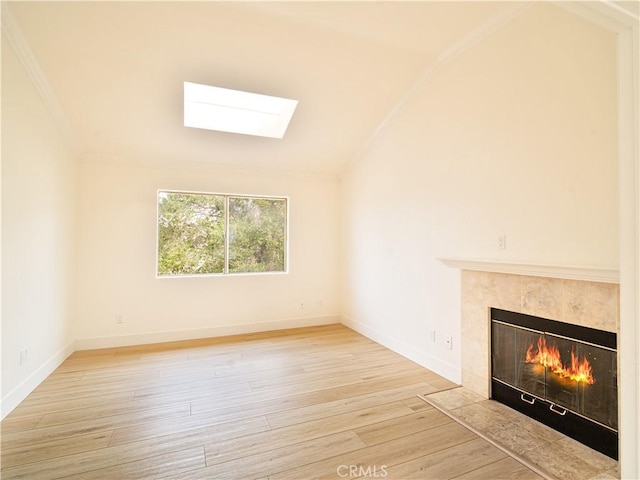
[425,386,485,410]
[462,271,522,313]
[484,421,554,456]
[521,276,563,320]
[521,435,616,480]
[461,272,502,340]
[461,300,491,370]
[518,415,565,443]
[461,335,489,382]
[553,436,618,472]
[460,310,490,355]
[474,399,525,420]
[562,280,618,332]
[588,462,620,479]
[451,402,516,432]
[461,369,490,398]
[461,271,522,394]
[590,468,620,480]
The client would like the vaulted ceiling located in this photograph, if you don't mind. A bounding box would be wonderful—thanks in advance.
[5,1,633,176]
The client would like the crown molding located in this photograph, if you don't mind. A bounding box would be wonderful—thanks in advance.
[339,2,535,178]
[1,3,82,153]
[439,257,620,284]
[553,1,639,32]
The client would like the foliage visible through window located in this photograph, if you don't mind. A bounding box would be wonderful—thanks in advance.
[157,191,287,276]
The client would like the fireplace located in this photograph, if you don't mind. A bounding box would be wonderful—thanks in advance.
[491,308,618,459]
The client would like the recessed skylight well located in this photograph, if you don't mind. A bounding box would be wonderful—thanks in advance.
[184,82,298,139]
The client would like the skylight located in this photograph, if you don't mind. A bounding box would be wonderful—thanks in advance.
[184,82,298,139]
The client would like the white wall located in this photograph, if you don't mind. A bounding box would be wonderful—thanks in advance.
[340,4,618,381]
[75,160,340,348]
[1,41,78,416]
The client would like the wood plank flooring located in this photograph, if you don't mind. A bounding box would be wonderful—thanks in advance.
[1,324,544,479]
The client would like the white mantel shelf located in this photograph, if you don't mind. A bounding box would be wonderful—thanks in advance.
[438,258,619,284]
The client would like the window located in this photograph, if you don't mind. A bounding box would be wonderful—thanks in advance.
[157,191,287,276]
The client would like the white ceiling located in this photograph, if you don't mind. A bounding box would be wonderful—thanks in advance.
[7,1,523,176]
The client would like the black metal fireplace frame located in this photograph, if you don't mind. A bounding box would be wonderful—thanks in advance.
[490,308,618,460]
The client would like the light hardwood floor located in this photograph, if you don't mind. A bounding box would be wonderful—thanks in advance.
[1,324,544,479]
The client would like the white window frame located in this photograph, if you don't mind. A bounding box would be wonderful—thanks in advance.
[156,189,289,278]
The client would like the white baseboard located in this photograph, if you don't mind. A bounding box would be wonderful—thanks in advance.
[1,339,76,420]
[340,315,462,384]
[75,314,340,350]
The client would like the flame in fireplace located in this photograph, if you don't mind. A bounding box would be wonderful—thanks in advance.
[525,336,595,385]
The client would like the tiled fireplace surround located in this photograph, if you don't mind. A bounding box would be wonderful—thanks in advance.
[459,269,619,400]
[419,263,621,478]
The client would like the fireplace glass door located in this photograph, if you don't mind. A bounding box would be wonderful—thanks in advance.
[492,320,618,431]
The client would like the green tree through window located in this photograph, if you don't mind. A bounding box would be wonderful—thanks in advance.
[157,191,287,276]
[229,197,287,273]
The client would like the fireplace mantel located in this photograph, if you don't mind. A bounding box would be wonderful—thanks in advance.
[439,257,619,284]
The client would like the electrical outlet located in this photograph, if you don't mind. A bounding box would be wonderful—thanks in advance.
[445,336,453,350]
[19,349,29,365]
[429,331,436,342]
[498,234,507,250]
[115,314,124,324]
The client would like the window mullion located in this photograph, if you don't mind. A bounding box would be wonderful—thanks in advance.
[224,196,230,274]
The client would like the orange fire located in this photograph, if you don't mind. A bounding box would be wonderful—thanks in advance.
[525,336,595,385]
